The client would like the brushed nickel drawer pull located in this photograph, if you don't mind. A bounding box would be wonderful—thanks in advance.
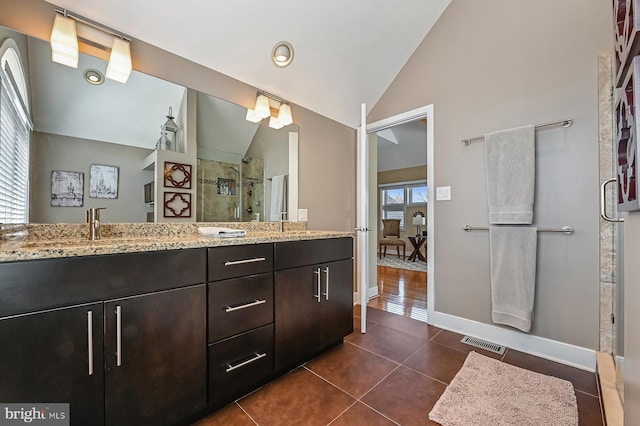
[313,268,321,302]
[87,311,93,376]
[225,299,267,313]
[224,257,266,266]
[116,305,122,367]
[225,352,267,373]
[322,267,330,300]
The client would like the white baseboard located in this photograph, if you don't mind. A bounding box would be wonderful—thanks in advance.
[353,285,379,304]
[432,311,596,372]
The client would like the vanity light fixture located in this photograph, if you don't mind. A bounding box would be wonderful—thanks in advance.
[254,94,271,119]
[50,9,133,83]
[50,12,79,68]
[268,115,284,130]
[105,37,132,83]
[277,103,293,126]
[271,41,294,68]
[246,90,294,128]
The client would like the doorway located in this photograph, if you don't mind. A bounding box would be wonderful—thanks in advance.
[365,105,434,323]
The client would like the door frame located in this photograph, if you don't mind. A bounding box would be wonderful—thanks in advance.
[365,104,435,322]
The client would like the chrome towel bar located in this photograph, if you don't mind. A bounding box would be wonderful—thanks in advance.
[463,225,573,235]
[461,119,573,146]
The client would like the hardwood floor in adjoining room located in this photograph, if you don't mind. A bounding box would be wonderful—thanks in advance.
[367,265,428,322]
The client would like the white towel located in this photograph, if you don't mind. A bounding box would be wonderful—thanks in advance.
[485,125,535,224]
[489,226,537,333]
[198,227,246,238]
[269,175,286,221]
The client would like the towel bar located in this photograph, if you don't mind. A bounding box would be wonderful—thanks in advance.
[463,225,573,235]
[461,119,573,145]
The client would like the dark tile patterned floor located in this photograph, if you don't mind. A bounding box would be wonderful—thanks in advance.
[193,308,604,425]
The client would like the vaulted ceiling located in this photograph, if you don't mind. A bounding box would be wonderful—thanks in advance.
[45,0,451,129]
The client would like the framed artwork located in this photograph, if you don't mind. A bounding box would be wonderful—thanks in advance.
[163,192,192,218]
[51,170,84,207]
[89,164,119,199]
[164,161,192,189]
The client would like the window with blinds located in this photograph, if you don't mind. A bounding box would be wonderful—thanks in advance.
[0,54,31,224]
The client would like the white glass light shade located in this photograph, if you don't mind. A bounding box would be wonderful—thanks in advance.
[106,37,132,83]
[245,108,262,123]
[277,103,293,126]
[269,115,284,129]
[254,94,271,119]
[274,44,290,62]
[50,14,79,68]
[412,216,426,225]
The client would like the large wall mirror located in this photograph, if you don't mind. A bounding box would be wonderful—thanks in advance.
[0,25,298,224]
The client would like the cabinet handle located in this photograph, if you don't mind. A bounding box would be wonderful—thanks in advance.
[87,311,93,376]
[322,267,330,300]
[116,305,122,367]
[313,268,321,302]
[225,352,267,373]
[224,257,266,266]
[225,299,267,313]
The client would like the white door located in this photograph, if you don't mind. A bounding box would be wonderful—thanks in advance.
[356,103,371,333]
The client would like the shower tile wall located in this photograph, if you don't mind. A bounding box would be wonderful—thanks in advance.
[196,159,240,222]
[598,52,616,353]
[241,158,265,222]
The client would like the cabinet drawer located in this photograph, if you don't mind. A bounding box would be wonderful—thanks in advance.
[208,244,273,281]
[0,248,206,317]
[275,237,353,270]
[208,324,273,406]
[208,274,273,342]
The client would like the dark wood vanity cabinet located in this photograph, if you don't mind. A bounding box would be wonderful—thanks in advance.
[0,302,105,426]
[274,238,354,372]
[104,285,207,426]
[207,245,275,407]
[0,249,207,426]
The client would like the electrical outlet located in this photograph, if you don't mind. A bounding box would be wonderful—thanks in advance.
[436,186,451,201]
[298,208,308,222]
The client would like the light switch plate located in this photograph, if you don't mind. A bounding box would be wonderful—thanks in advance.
[298,208,308,222]
[436,186,451,201]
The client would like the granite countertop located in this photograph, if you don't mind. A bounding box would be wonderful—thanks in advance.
[0,223,354,262]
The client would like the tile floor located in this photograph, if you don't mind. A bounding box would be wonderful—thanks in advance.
[194,307,604,425]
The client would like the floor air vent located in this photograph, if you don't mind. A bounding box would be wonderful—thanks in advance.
[460,336,506,355]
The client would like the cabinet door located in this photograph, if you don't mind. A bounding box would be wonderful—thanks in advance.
[0,303,104,426]
[274,265,322,371]
[320,259,354,346]
[104,285,206,426]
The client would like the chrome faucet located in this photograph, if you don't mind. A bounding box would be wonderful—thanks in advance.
[86,207,106,240]
[278,211,289,233]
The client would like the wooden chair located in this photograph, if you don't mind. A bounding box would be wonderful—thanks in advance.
[379,219,406,260]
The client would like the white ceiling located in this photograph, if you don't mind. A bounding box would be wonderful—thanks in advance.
[376,119,427,172]
[45,0,451,129]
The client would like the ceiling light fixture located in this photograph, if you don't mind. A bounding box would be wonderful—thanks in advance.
[245,91,295,128]
[271,41,294,68]
[50,9,133,83]
[83,68,104,85]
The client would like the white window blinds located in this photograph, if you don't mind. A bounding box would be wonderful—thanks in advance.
[0,65,31,223]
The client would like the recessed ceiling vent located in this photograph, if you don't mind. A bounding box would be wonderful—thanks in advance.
[460,336,506,355]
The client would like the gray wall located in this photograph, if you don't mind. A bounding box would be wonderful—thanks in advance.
[1,0,356,232]
[30,132,152,223]
[369,0,611,349]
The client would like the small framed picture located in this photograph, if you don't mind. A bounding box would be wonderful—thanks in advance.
[89,164,119,199]
[164,161,192,189]
[51,170,84,207]
[163,192,192,218]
